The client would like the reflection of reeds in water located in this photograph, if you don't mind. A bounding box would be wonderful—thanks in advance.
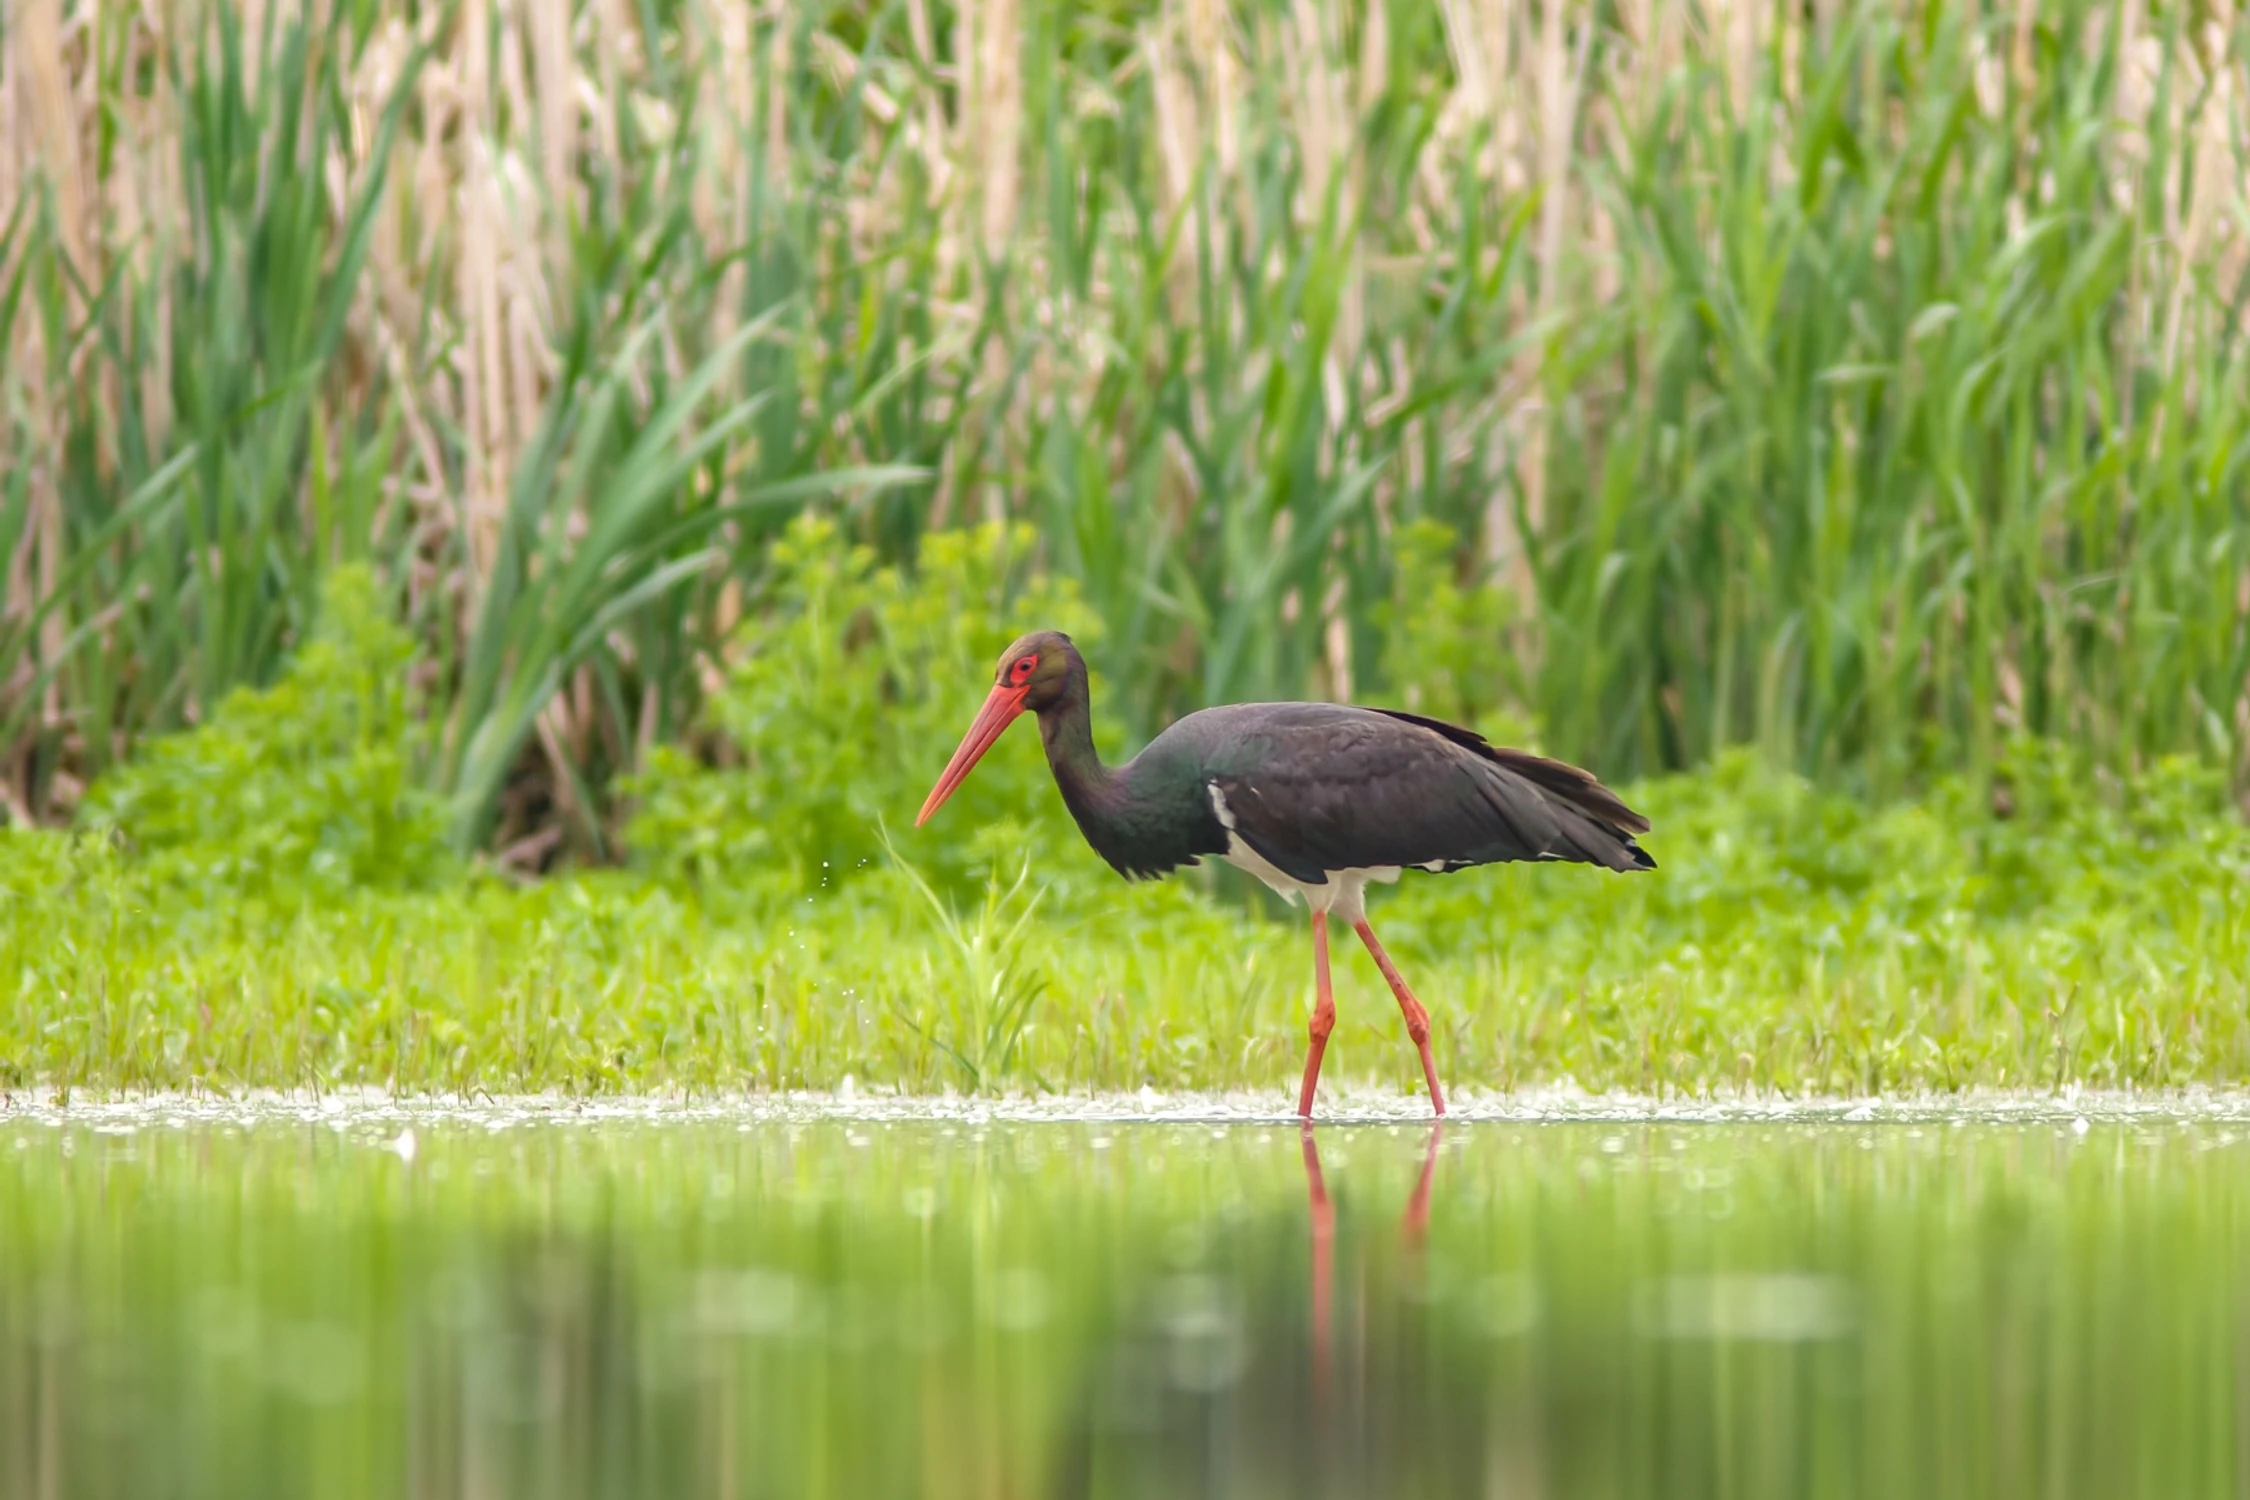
[8,1119,2250,1496]
[5,1,2249,836]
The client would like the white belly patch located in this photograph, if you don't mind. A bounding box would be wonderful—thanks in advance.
[1208,782,1398,923]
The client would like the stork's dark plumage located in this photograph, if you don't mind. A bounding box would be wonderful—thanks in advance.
[916,630,1654,1117]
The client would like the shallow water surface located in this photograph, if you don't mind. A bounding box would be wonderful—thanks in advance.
[2,1109,2244,1498]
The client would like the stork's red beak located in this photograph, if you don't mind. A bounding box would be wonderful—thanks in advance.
[916,683,1030,826]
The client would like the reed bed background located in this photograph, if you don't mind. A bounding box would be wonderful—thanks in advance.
[4,0,2248,860]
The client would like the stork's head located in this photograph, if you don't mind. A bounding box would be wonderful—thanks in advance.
[915,631,1078,826]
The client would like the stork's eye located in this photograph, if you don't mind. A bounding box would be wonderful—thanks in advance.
[1010,654,1038,684]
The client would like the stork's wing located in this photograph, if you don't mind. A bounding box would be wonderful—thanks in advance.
[1207,706,1653,883]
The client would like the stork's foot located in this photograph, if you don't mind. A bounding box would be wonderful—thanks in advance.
[1353,918,1447,1117]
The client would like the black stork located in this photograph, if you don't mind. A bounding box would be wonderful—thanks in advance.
[915,630,1654,1117]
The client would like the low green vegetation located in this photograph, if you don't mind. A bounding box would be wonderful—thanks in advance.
[7,554,2245,1100]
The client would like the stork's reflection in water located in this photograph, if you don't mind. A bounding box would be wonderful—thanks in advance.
[1302,1121,1442,1419]
[1049,1124,1504,1500]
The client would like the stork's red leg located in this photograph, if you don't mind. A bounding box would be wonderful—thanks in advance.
[1352,919,1447,1116]
[1297,911,1336,1119]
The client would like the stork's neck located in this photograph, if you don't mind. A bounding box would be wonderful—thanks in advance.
[1036,657,1123,818]
[1030,647,1216,880]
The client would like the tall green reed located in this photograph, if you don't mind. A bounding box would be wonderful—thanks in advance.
[5,0,2245,847]
[1537,3,2250,795]
[4,0,424,803]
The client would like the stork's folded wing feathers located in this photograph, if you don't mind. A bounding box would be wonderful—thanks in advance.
[1370,709,1652,836]
[1207,707,1653,883]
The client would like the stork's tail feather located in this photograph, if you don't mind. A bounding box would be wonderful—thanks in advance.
[1486,747,1655,873]
[1485,747,1647,830]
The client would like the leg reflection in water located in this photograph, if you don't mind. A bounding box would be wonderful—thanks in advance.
[1051,1123,1458,1500]
[1302,1121,1443,1416]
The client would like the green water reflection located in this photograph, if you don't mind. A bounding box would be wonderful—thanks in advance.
[2,1113,2243,1498]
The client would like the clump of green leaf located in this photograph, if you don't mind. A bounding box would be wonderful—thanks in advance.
[76,567,453,903]
[628,517,1112,898]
